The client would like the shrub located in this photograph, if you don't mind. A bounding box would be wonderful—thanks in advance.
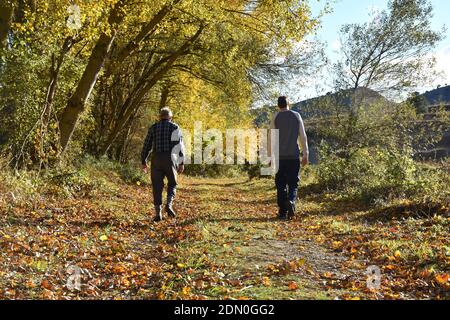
[316,145,449,206]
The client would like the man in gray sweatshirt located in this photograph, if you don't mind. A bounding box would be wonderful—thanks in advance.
[270,96,309,220]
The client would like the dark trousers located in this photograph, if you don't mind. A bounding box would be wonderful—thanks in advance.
[275,159,300,211]
[151,152,178,207]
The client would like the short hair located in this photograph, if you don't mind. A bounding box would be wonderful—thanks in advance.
[160,107,173,119]
[278,96,288,109]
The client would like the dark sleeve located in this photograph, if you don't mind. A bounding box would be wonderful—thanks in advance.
[141,126,154,165]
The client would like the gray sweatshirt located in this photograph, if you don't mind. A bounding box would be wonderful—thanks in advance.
[270,109,309,160]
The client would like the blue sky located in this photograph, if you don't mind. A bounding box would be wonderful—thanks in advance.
[290,0,450,101]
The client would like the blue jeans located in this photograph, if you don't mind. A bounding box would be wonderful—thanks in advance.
[275,159,300,211]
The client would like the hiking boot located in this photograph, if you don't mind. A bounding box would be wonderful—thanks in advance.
[286,200,296,220]
[165,204,177,218]
[278,208,288,220]
[153,205,163,222]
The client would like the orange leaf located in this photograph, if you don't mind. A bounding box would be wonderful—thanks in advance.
[435,273,449,285]
[385,265,396,270]
[112,264,127,274]
[41,279,52,290]
[287,281,298,291]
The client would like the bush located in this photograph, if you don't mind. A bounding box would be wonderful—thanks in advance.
[184,164,245,178]
[316,145,449,206]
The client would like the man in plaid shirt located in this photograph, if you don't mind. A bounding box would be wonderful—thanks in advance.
[141,108,185,222]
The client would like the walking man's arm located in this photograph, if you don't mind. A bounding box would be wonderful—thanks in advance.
[297,114,309,166]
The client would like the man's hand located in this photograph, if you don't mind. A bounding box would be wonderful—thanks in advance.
[177,164,185,174]
[142,164,148,174]
[302,155,309,167]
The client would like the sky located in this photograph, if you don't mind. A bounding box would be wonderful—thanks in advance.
[289,0,450,101]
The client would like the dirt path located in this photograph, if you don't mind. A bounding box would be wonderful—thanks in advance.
[6,174,440,300]
[173,178,371,300]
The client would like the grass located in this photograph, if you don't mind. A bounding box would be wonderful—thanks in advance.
[0,160,448,300]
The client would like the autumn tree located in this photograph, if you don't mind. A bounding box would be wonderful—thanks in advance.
[0,0,320,167]
[334,0,444,96]
[321,0,446,159]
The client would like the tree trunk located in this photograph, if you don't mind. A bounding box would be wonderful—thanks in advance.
[159,85,170,109]
[58,1,125,155]
[0,1,13,50]
[98,26,204,155]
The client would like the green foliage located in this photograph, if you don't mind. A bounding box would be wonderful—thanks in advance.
[334,0,444,95]
[1,0,320,166]
[116,163,149,186]
[315,145,449,206]
[184,164,244,178]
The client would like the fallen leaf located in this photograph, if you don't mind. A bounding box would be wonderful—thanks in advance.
[99,235,108,241]
[287,281,298,291]
[41,279,52,290]
[385,265,396,270]
[435,273,449,285]
[182,287,191,295]
[262,276,271,287]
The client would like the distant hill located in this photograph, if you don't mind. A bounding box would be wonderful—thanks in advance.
[252,87,390,127]
[251,86,449,162]
[291,87,390,119]
[421,85,450,106]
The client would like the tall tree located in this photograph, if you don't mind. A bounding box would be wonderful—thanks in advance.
[334,0,444,96]
[58,0,126,155]
[0,0,13,50]
[327,0,445,159]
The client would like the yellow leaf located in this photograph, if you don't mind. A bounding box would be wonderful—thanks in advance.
[99,235,108,241]
[182,286,191,296]
[332,241,343,249]
[385,265,396,270]
[394,250,401,258]
[262,276,271,287]
[177,263,185,269]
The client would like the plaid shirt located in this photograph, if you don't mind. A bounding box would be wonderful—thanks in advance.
[141,120,185,165]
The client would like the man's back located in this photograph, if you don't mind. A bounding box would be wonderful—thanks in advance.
[141,119,184,166]
[150,120,180,153]
[271,110,307,160]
